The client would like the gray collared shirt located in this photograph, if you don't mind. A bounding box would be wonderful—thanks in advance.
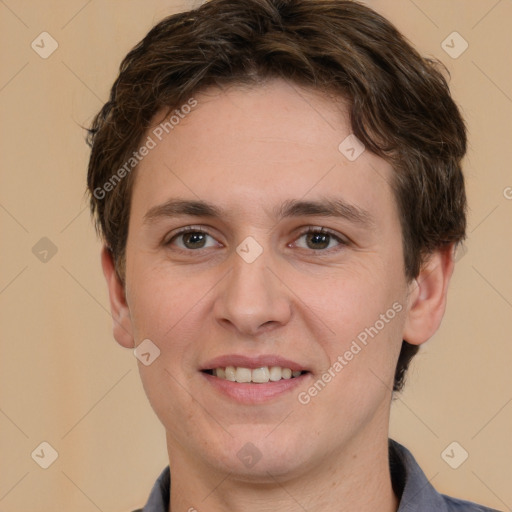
[133,439,501,512]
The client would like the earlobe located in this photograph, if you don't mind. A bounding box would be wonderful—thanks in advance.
[100,246,135,348]
[402,245,455,346]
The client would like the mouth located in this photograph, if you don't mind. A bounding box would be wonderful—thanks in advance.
[202,366,309,383]
[199,354,311,403]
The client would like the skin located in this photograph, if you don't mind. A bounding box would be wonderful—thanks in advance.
[102,79,455,512]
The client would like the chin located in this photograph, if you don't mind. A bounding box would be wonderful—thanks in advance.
[204,431,316,482]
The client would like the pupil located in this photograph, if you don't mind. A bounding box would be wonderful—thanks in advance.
[307,232,329,250]
[184,232,206,248]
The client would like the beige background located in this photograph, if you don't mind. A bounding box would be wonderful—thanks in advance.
[0,0,510,511]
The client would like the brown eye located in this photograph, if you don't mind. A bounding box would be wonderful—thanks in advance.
[166,228,219,250]
[294,228,347,251]
[305,231,331,250]
[181,232,208,249]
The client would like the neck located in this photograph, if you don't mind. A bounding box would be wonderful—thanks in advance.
[166,426,398,512]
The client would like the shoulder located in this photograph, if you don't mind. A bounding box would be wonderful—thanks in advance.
[389,439,502,512]
[129,465,170,512]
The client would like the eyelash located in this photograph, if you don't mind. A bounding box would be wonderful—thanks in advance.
[164,225,348,253]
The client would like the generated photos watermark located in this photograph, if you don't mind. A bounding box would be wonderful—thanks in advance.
[298,301,403,405]
[93,97,198,200]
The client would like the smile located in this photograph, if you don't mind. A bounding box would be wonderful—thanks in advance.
[203,366,307,383]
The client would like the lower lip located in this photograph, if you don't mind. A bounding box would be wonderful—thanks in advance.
[201,371,310,404]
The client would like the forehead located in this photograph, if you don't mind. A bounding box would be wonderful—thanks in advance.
[131,79,396,226]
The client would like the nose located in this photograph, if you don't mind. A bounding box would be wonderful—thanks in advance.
[213,248,292,336]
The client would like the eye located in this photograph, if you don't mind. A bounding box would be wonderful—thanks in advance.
[293,227,347,251]
[164,226,346,252]
[165,227,220,250]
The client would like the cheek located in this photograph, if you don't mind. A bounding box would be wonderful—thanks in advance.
[301,262,403,337]
[301,262,407,394]
[127,269,207,411]
[126,259,202,341]
[136,355,209,448]
[303,307,406,439]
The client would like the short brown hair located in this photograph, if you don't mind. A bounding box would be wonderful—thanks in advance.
[87,0,467,391]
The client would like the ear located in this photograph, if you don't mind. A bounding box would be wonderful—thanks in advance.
[101,246,135,349]
[402,244,455,346]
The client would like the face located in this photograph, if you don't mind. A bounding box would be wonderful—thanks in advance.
[111,79,426,480]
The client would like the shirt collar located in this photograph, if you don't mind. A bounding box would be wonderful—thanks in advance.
[389,439,448,511]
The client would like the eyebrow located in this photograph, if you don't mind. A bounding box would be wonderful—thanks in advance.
[143,197,375,229]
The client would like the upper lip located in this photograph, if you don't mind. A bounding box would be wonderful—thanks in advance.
[201,354,309,372]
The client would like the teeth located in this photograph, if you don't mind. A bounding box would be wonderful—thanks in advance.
[224,366,236,381]
[235,367,251,383]
[252,367,270,383]
[211,366,304,383]
[269,366,282,382]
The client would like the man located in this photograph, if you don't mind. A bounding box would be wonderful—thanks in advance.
[87,1,500,510]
